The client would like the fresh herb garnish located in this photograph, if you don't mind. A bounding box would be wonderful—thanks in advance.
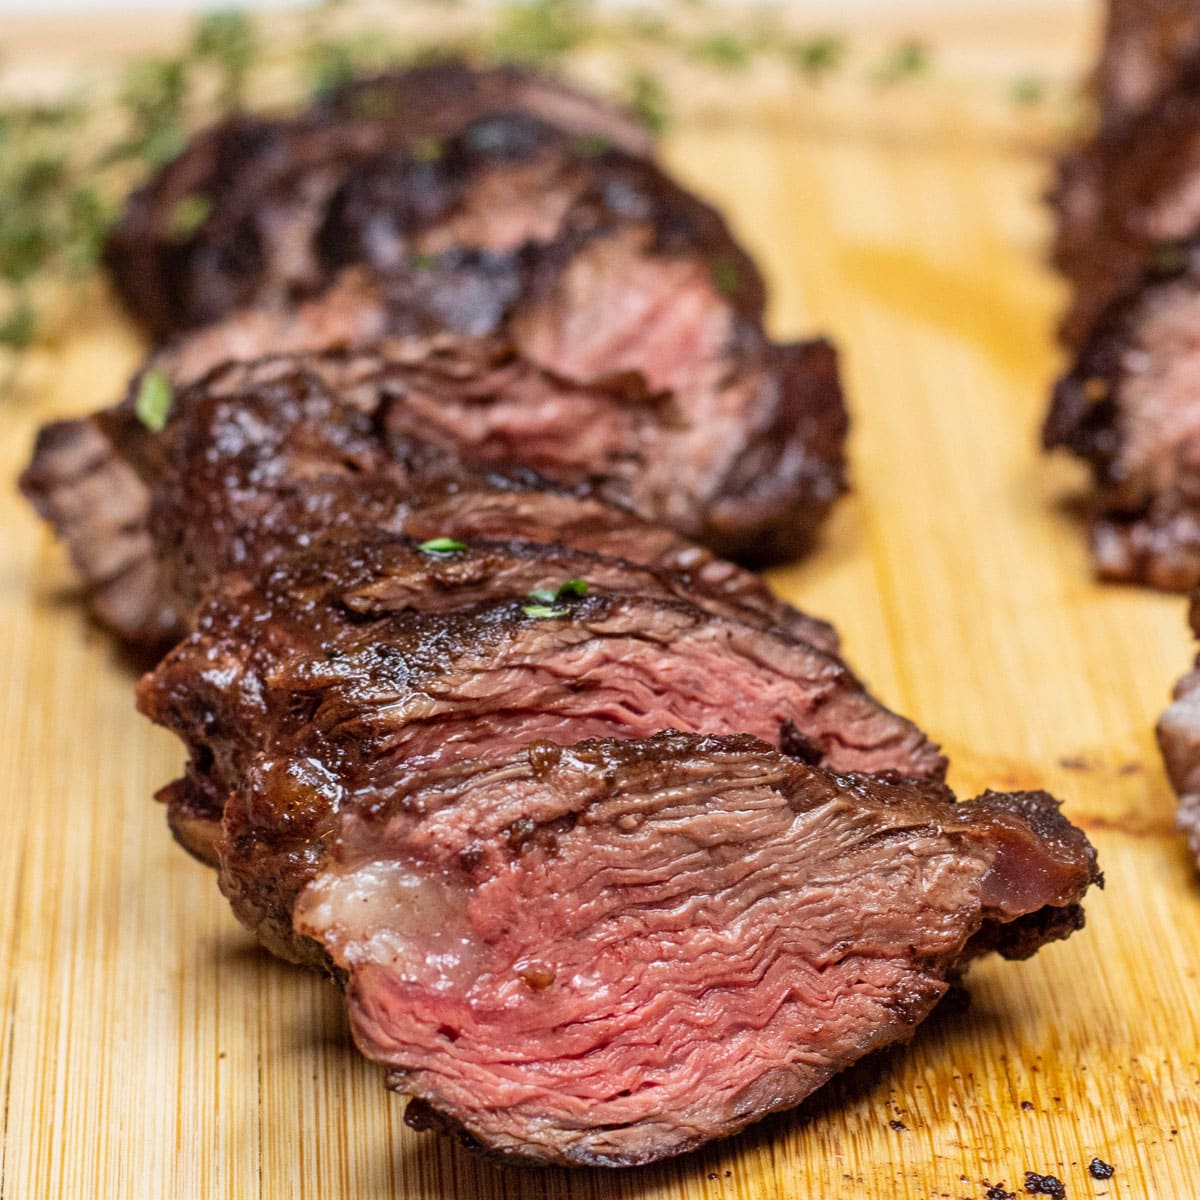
[523,577,588,617]
[522,603,569,619]
[871,40,932,87]
[134,369,174,432]
[193,10,260,108]
[494,0,588,64]
[1010,74,1047,108]
[410,136,444,163]
[690,32,751,72]
[626,69,668,134]
[527,578,589,605]
[710,258,740,298]
[168,194,212,241]
[788,34,846,82]
[418,536,468,553]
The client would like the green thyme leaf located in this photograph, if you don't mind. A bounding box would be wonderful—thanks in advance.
[418,537,467,554]
[410,136,444,163]
[522,604,568,619]
[788,34,846,82]
[691,32,751,72]
[1010,75,1047,108]
[0,301,37,351]
[572,132,613,157]
[168,193,212,241]
[494,0,589,64]
[527,578,589,607]
[711,258,740,297]
[134,369,174,432]
[627,70,668,134]
[193,10,259,108]
[871,40,932,87]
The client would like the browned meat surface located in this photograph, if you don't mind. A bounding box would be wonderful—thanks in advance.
[22,336,843,643]
[104,63,654,339]
[20,62,1102,1171]
[101,99,845,564]
[290,732,1098,1166]
[1052,54,1200,348]
[20,417,176,644]
[1045,243,1200,589]
[139,533,945,950]
[1093,0,1200,133]
[1158,591,1200,862]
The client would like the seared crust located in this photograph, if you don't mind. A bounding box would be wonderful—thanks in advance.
[289,733,1098,1166]
[1045,241,1200,590]
[104,63,655,338]
[139,540,945,964]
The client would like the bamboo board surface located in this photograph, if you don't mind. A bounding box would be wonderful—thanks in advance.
[4,3,1200,1197]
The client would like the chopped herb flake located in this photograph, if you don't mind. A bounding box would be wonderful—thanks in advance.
[134,369,174,432]
[789,34,846,82]
[522,604,568,619]
[168,194,212,241]
[418,537,467,554]
[871,40,932,87]
[527,578,589,607]
[711,259,740,297]
[1010,75,1047,108]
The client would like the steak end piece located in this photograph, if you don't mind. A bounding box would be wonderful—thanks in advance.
[19,417,177,645]
[293,733,1099,1167]
[1045,240,1200,590]
[1051,52,1200,348]
[103,62,656,340]
[1158,591,1200,865]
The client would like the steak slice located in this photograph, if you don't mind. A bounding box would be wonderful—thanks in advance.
[1158,590,1200,862]
[1044,242,1200,589]
[138,548,944,960]
[101,100,844,562]
[103,62,654,339]
[1051,55,1200,348]
[1092,0,1200,133]
[290,731,1099,1167]
[21,342,835,648]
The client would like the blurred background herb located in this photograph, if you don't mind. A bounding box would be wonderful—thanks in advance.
[0,0,1069,382]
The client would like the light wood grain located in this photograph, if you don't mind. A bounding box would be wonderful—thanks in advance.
[4,4,1199,1197]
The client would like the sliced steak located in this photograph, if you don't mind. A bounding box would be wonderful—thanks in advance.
[1093,0,1200,135]
[19,417,176,644]
[313,112,764,326]
[21,343,835,647]
[144,253,843,564]
[1052,55,1200,347]
[138,546,945,958]
[290,731,1099,1166]
[1158,591,1200,862]
[102,99,843,562]
[103,63,654,339]
[1045,241,1200,589]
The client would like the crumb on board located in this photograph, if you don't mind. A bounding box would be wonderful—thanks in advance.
[1024,1172,1066,1197]
[1088,1159,1115,1181]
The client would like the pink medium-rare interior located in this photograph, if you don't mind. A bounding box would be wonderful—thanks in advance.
[307,604,939,778]
[295,750,991,1163]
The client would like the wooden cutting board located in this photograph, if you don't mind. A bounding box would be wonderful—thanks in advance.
[3,3,1198,1197]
